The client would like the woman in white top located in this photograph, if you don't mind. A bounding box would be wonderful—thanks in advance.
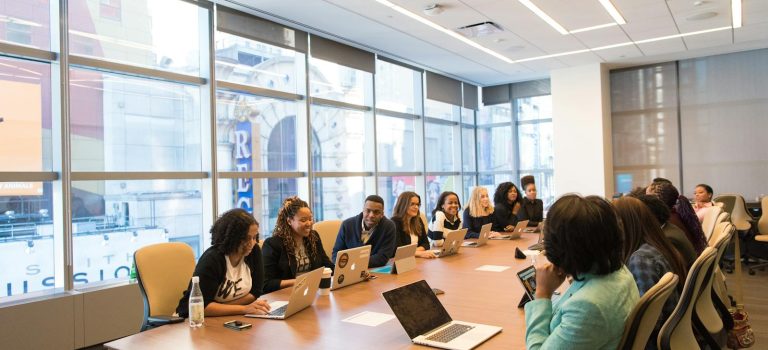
[693,184,715,222]
[428,191,462,247]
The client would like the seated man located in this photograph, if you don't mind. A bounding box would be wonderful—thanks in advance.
[332,195,396,268]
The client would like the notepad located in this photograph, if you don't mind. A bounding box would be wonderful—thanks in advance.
[342,311,396,327]
[475,265,511,272]
[370,265,393,274]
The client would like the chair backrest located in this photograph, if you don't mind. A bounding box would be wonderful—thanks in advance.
[134,242,196,321]
[758,196,768,234]
[714,194,751,231]
[618,272,679,350]
[701,206,722,243]
[714,211,730,228]
[313,220,342,258]
[695,226,734,340]
[658,247,717,350]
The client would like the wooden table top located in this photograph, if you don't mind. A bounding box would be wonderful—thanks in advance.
[106,234,542,350]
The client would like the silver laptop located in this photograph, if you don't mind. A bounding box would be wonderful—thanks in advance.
[383,280,502,350]
[370,243,417,274]
[462,223,491,247]
[245,267,323,320]
[433,228,466,258]
[331,245,371,290]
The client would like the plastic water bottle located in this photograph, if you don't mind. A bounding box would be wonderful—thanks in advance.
[188,276,204,328]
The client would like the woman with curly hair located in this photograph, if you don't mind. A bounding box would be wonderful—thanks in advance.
[647,180,708,254]
[262,196,333,293]
[492,182,521,232]
[176,208,271,317]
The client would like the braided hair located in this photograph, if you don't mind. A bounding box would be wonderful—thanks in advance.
[272,196,320,260]
[211,208,259,255]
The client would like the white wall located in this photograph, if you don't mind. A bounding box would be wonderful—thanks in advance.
[551,63,613,198]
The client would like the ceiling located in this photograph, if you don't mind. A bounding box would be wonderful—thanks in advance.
[229,0,768,86]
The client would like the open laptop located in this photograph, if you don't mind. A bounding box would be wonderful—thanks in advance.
[330,245,371,291]
[383,280,502,350]
[245,267,323,319]
[528,222,546,251]
[370,243,417,274]
[433,228,466,258]
[462,223,491,247]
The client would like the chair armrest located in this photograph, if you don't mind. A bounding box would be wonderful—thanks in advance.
[755,235,768,242]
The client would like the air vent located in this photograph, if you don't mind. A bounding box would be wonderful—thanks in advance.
[456,22,503,38]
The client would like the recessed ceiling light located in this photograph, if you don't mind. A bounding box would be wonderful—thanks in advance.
[518,0,568,35]
[597,0,627,24]
[731,0,742,28]
[457,22,504,38]
[569,23,618,34]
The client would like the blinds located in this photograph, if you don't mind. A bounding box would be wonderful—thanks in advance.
[426,71,461,106]
[216,7,307,52]
[310,35,375,73]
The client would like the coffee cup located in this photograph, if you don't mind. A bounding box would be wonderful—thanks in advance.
[318,267,332,295]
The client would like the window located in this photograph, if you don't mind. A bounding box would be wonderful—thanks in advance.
[218,178,308,238]
[71,179,203,287]
[310,58,372,106]
[375,60,421,114]
[312,176,373,221]
[69,69,202,172]
[516,95,554,206]
[0,0,50,49]
[69,0,204,75]
[215,32,306,95]
[376,114,416,172]
[311,106,370,172]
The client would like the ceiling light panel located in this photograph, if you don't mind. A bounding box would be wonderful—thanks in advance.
[517,0,569,34]
[597,0,627,24]
[731,0,742,28]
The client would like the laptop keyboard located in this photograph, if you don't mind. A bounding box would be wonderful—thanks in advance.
[528,242,544,250]
[426,323,474,343]
[269,304,287,316]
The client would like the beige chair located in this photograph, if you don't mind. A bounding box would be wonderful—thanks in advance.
[747,196,768,275]
[701,206,722,243]
[618,272,679,350]
[695,224,734,347]
[714,194,753,231]
[313,220,342,258]
[134,242,196,330]
[658,247,717,350]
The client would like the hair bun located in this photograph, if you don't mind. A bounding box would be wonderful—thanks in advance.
[521,175,535,188]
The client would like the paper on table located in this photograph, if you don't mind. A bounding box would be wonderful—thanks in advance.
[475,265,511,272]
[341,311,396,327]
[523,250,540,257]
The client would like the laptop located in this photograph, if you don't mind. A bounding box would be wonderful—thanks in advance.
[330,245,371,291]
[383,280,502,350]
[462,223,491,247]
[433,228,467,258]
[528,228,545,251]
[370,243,417,274]
[245,267,323,319]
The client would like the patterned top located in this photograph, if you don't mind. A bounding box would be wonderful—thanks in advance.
[295,243,312,274]
[627,243,680,350]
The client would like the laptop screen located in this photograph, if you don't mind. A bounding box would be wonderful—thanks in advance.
[382,280,452,339]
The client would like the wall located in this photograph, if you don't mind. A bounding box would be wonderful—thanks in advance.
[0,283,143,349]
[551,63,613,198]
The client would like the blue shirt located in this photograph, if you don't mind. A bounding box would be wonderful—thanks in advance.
[525,265,639,350]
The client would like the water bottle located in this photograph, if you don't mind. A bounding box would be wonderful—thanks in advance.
[188,276,204,328]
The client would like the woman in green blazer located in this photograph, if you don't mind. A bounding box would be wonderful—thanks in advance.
[525,195,639,350]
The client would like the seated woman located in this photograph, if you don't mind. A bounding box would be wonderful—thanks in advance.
[525,195,639,350]
[492,182,521,233]
[517,175,544,225]
[392,191,435,259]
[647,181,708,254]
[427,191,462,247]
[462,186,501,239]
[635,195,698,268]
[693,183,715,222]
[262,197,333,293]
[176,208,271,317]
[614,197,687,350]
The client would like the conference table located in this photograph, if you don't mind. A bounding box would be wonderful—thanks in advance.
[106,233,545,349]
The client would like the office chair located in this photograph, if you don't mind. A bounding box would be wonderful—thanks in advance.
[747,196,768,275]
[134,242,196,331]
[694,225,735,348]
[701,206,722,243]
[714,194,753,231]
[618,272,679,350]
[658,247,717,350]
[313,220,342,258]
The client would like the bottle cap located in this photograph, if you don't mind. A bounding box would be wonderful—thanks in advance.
[192,276,199,283]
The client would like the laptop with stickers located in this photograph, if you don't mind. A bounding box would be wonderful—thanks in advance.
[330,245,371,291]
